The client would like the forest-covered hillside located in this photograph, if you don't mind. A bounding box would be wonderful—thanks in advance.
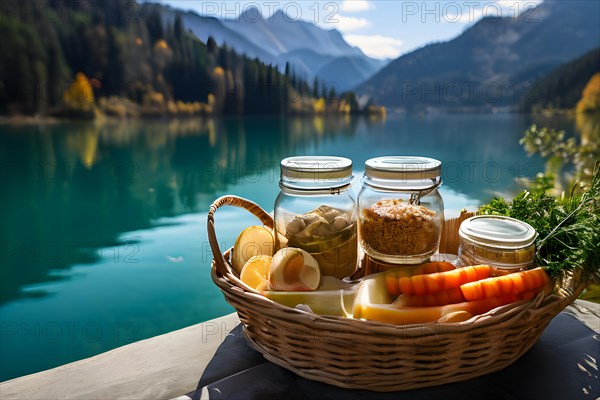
[0,0,380,117]
[358,1,599,111]
[520,48,600,112]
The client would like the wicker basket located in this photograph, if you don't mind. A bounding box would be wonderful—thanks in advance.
[207,195,589,392]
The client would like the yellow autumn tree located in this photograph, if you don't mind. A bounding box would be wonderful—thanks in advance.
[154,39,169,51]
[63,72,95,110]
[313,97,326,114]
[576,73,600,113]
[213,66,225,78]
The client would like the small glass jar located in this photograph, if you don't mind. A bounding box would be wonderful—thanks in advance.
[458,215,537,274]
[358,156,444,264]
[274,156,358,279]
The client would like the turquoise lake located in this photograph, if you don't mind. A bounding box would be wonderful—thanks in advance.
[0,114,576,381]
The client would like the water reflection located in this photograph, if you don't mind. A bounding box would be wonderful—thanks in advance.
[0,117,381,305]
[0,114,554,305]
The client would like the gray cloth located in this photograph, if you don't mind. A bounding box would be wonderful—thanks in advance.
[192,313,600,400]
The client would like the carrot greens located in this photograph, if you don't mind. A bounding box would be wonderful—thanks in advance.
[478,164,600,283]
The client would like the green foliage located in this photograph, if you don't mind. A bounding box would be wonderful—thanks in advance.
[520,125,577,160]
[0,13,52,113]
[520,121,600,193]
[579,284,600,302]
[478,164,600,283]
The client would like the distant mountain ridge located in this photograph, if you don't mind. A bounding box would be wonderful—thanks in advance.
[181,13,274,63]
[2,0,379,117]
[358,0,600,110]
[228,8,360,57]
[520,47,600,112]
[161,5,387,92]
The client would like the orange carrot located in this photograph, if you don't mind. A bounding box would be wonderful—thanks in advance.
[393,287,466,307]
[418,261,457,275]
[460,267,549,301]
[385,273,398,296]
[396,265,492,296]
[357,292,524,325]
[385,261,456,296]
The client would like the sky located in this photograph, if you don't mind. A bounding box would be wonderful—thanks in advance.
[157,1,544,59]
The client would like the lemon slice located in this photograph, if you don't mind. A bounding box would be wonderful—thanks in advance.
[232,226,275,273]
[240,255,272,291]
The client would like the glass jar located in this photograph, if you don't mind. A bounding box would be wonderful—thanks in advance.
[458,215,537,274]
[274,156,358,279]
[358,156,444,264]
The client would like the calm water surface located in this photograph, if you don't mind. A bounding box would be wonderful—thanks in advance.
[0,114,575,380]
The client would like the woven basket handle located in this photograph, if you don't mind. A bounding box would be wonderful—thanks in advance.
[207,195,274,277]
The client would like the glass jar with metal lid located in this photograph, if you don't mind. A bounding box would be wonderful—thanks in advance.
[458,215,537,273]
[274,156,358,279]
[358,156,444,264]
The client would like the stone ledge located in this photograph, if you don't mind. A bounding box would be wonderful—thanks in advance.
[1,300,598,400]
[0,313,241,400]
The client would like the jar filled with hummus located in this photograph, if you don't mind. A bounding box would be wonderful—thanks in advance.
[274,156,358,279]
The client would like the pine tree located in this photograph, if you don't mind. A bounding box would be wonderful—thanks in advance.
[146,7,163,43]
[174,13,184,40]
[327,86,337,102]
[207,36,217,54]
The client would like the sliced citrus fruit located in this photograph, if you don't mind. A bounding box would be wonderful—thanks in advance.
[240,255,272,291]
[232,226,275,274]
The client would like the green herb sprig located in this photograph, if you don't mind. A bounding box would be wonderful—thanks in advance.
[478,163,600,283]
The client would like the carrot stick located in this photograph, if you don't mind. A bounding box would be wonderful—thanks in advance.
[394,287,466,307]
[385,273,398,296]
[460,267,549,301]
[357,292,524,325]
[396,265,492,296]
[418,261,456,275]
[385,261,456,296]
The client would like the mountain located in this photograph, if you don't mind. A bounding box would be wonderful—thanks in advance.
[358,1,600,110]
[317,56,385,92]
[276,49,337,80]
[225,8,361,58]
[520,47,600,111]
[168,5,387,91]
[169,10,277,64]
[1,0,366,117]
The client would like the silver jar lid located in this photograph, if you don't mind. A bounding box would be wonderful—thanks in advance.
[280,156,353,188]
[459,215,537,249]
[364,156,441,181]
[363,156,442,191]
